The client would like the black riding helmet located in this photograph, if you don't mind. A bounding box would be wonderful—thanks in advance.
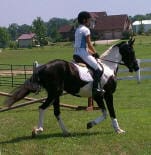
[78,11,91,24]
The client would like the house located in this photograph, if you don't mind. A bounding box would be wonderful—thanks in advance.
[90,12,132,39]
[17,33,36,48]
[58,25,74,41]
[132,20,151,33]
[58,12,132,40]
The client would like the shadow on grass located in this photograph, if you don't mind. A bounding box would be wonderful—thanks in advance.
[0,130,113,144]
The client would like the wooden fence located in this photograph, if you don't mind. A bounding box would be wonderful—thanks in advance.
[0,59,151,87]
[0,64,33,87]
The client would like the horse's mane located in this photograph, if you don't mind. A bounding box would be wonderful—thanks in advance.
[100,46,114,58]
[100,41,127,59]
[114,41,127,47]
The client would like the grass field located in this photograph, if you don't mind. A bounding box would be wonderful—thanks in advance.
[0,36,151,155]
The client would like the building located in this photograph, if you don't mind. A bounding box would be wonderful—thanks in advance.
[58,25,74,41]
[132,20,151,33]
[17,33,36,48]
[90,12,132,39]
[58,12,132,40]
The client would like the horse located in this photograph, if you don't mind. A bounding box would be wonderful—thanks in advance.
[4,38,139,136]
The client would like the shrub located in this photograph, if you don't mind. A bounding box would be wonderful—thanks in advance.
[40,38,48,46]
[122,31,132,39]
[9,41,18,49]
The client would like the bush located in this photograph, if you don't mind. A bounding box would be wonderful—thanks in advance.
[122,31,132,39]
[40,38,48,46]
[145,29,151,36]
[9,41,18,49]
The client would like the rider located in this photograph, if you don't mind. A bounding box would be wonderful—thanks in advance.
[73,11,105,96]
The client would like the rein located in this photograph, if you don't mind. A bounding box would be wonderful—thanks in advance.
[99,58,125,65]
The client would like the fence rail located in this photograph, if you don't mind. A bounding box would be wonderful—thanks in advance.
[0,59,151,87]
[0,63,33,87]
[118,59,151,82]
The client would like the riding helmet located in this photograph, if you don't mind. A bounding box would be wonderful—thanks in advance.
[78,11,91,24]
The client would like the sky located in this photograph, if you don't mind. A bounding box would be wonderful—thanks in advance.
[1,0,151,27]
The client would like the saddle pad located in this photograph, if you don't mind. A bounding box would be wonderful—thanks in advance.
[73,63,93,82]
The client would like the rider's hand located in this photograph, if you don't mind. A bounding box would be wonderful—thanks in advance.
[92,53,100,59]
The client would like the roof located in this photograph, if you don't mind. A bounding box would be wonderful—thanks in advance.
[58,12,130,33]
[94,14,129,31]
[18,33,35,40]
[133,20,151,25]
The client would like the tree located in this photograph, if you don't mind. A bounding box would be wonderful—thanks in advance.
[8,23,32,41]
[138,22,144,35]
[8,23,19,40]
[46,18,70,42]
[32,17,47,46]
[18,24,32,36]
[0,27,10,48]
[130,13,151,22]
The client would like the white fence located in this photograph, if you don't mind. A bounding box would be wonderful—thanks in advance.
[35,60,151,83]
[118,59,151,83]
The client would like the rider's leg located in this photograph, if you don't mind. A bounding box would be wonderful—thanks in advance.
[92,69,105,96]
[74,52,105,95]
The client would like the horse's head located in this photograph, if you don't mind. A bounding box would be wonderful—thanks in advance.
[118,38,139,72]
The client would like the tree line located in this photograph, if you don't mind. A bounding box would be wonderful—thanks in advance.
[0,13,151,48]
[0,17,74,48]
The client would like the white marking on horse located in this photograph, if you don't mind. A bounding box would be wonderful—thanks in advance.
[57,115,69,136]
[75,46,122,97]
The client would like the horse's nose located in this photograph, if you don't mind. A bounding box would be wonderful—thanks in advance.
[129,68,133,72]
[133,61,139,72]
[134,65,139,71]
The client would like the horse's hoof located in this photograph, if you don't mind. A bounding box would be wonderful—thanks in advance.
[31,127,43,138]
[116,128,126,134]
[63,132,70,137]
[32,128,37,138]
[87,122,93,129]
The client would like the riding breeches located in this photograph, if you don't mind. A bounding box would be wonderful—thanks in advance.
[74,48,102,71]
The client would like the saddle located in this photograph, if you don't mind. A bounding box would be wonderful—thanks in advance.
[72,55,103,82]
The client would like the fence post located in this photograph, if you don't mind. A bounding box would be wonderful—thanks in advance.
[10,64,14,87]
[34,61,39,67]
[24,65,27,81]
[86,97,94,111]
[136,59,141,83]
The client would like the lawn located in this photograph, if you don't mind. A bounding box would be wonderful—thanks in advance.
[0,36,151,155]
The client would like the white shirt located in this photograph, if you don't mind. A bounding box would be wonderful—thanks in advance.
[73,25,100,70]
[74,25,90,50]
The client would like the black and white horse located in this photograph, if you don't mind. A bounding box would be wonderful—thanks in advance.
[5,38,139,136]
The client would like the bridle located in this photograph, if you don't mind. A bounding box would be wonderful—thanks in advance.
[99,58,125,66]
[98,43,131,66]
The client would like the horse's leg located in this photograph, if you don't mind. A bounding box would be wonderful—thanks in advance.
[104,93,125,134]
[32,95,54,137]
[53,96,69,136]
[87,95,107,129]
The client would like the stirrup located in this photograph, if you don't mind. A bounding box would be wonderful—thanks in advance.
[92,88,105,96]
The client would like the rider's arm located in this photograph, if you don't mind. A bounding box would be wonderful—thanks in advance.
[86,35,96,55]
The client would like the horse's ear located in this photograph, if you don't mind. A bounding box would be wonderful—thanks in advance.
[128,38,135,46]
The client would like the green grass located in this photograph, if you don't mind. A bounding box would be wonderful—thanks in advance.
[0,36,151,155]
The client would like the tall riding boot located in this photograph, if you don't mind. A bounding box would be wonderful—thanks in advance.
[92,69,105,96]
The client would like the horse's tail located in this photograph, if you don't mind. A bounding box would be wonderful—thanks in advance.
[4,67,42,107]
[4,64,47,107]
[4,80,31,107]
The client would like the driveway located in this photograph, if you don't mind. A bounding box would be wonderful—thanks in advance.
[94,39,119,45]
